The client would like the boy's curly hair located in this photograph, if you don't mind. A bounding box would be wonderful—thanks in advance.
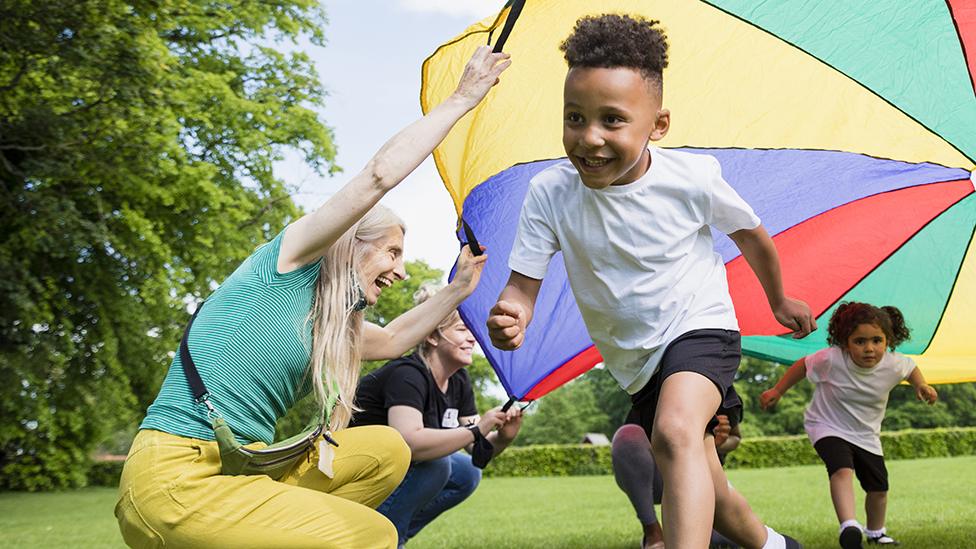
[827,302,911,351]
[560,14,669,90]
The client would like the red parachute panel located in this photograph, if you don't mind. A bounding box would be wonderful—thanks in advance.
[728,179,974,335]
[523,345,602,401]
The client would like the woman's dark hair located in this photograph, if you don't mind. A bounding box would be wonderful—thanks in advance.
[827,302,911,350]
[559,14,669,91]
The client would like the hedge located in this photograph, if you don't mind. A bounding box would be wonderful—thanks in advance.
[88,427,976,485]
[484,427,976,478]
[88,460,126,487]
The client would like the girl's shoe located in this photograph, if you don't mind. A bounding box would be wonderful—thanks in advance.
[839,525,863,549]
[867,533,899,545]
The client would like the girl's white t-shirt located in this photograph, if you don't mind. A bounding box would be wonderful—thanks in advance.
[509,147,760,394]
[804,346,917,455]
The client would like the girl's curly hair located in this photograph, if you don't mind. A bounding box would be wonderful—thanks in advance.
[827,302,911,351]
[560,14,669,90]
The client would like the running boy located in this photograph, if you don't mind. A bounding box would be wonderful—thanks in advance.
[487,15,812,549]
[761,302,938,548]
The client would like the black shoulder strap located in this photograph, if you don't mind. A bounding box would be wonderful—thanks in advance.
[179,305,209,403]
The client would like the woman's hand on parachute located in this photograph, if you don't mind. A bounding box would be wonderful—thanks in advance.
[452,45,512,109]
[496,406,523,443]
[476,409,507,437]
[449,244,488,297]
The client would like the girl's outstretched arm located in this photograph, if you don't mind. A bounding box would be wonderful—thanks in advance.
[760,357,807,410]
[277,46,511,272]
[906,367,938,404]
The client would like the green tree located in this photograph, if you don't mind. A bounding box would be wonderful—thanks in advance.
[883,382,976,430]
[468,354,503,412]
[734,357,811,437]
[1,0,335,490]
[515,379,611,446]
[735,355,976,437]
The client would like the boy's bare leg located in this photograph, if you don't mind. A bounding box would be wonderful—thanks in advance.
[612,425,665,548]
[828,469,857,523]
[651,372,722,548]
[705,436,768,549]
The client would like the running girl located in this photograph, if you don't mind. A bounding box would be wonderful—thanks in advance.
[761,302,938,548]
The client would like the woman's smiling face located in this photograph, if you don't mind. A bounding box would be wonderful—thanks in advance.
[357,226,406,305]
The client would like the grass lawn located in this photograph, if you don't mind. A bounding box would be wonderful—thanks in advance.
[1,456,973,548]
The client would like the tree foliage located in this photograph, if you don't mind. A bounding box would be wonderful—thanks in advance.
[515,374,613,446]
[1,0,335,490]
[511,355,976,446]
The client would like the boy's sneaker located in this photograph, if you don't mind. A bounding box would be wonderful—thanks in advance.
[839,525,864,549]
[867,533,899,545]
[784,534,803,548]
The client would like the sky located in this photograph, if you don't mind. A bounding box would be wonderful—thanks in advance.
[277,0,506,277]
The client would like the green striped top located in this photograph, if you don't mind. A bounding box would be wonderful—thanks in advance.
[141,227,321,445]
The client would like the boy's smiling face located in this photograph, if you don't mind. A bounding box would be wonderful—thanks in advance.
[563,66,670,189]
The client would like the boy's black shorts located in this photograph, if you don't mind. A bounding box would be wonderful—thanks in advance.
[814,436,889,492]
[624,329,743,440]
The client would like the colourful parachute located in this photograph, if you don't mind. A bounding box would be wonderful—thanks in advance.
[422,0,976,401]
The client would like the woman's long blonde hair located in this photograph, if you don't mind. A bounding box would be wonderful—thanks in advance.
[309,204,405,431]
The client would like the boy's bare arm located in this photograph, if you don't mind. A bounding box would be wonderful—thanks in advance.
[487,272,542,350]
[728,225,816,338]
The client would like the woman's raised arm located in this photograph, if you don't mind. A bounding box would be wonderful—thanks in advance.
[278,46,511,273]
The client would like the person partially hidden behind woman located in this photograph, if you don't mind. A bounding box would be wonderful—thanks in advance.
[115,46,511,549]
[352,284,523,547]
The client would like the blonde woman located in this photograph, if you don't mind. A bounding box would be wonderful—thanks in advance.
[352,285,523,546]
[116,46,510,549]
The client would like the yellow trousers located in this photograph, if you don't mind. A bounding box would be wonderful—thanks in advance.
[115,426,410,548]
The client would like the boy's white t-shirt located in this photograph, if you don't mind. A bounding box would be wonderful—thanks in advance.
[509,147,760,394]
[804,346,917,455]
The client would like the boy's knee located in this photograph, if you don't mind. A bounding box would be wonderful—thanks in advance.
[651,416,701,459]
[831,467,854,478]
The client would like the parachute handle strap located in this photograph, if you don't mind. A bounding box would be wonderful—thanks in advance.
[489,0,526,53]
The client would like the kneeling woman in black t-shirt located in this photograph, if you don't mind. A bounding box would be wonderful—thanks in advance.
[352,284,522,546]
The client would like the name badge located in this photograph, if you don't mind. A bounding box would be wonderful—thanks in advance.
[442,408,459,428]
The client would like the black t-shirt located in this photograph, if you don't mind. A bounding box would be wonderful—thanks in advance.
[351,353,478,429]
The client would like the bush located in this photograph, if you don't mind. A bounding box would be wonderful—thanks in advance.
[85,427,976,484]
[484,427,976,477]
[88,460,125,488]
[485,444,612,478]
